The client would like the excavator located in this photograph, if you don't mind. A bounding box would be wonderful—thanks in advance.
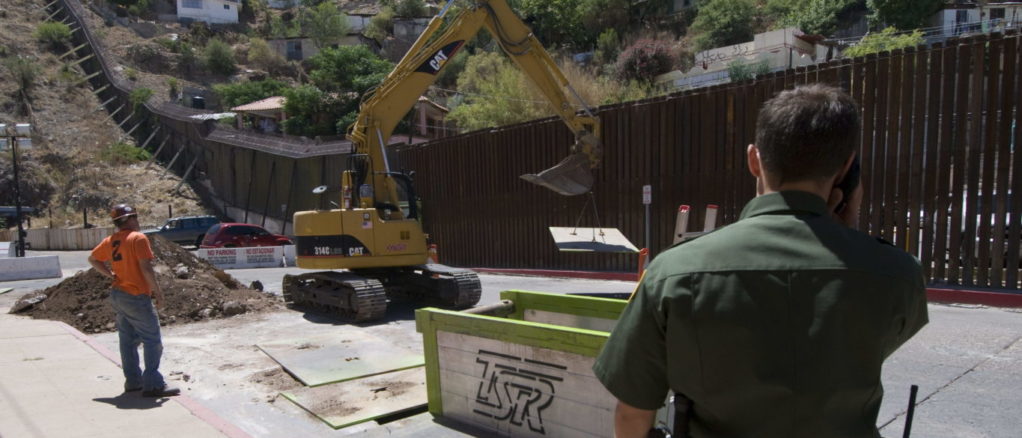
[282,0,602,321]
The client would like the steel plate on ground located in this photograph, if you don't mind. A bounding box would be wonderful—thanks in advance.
[548,227,639,253]
[280,367,427,429]
[256,333,424,387]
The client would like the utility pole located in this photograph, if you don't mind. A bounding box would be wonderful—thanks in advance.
[2,123,32,257]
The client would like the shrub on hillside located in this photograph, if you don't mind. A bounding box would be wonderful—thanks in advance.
[365,6,395,43]
[4,57,41,99]
[395,0,427,17]
[100,142,151,165]
[247,38,285,72]
[204,39,237,76]
[129,87,153,111]
[35,22,72,50]
[615,39,674,82]
[844,27,923,58]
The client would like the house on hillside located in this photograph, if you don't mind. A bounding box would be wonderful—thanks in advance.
[267,34,368,61]
[413,96,451,139]
[232,96,286,134]
[930,1,1022,40]
[657,28,831,90]
[175,0,240,24]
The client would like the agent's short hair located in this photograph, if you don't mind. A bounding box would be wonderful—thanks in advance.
[755,84,860,184]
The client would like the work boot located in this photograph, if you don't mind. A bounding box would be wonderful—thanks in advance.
[142,385,181,397]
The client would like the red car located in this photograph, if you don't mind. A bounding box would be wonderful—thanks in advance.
[199,223,292,248]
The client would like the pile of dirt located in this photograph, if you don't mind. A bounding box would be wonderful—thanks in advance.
[10,235,282,333]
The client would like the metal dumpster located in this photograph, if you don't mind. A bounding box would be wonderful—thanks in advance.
[415,290,631,437]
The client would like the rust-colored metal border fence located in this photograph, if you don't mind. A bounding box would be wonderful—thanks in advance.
[397,32,1022,290]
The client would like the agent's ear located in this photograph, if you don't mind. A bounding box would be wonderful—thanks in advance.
[747,144,762,178]
[833,152,858,187]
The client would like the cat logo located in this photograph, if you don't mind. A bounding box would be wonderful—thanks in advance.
[415,41,466,75]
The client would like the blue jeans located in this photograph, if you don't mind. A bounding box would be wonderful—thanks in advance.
[108,289,165,391]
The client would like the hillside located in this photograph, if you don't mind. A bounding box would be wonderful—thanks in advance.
[0,0,211,229]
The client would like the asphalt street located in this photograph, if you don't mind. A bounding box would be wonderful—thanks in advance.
[3,250,1021,437]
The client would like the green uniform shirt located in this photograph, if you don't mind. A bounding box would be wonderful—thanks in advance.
[593,191,928,438]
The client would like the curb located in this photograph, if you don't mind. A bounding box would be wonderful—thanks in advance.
[57,322,252,438]
[471,268,638,282]
[473,268,1022,308]
[926,287,1022,308]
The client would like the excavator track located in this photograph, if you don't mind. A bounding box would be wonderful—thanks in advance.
[282,271,387,322]
[448,271,482,308]
[351,264,482,310]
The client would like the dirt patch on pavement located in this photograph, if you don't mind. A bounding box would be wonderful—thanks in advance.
[9,235,282,333]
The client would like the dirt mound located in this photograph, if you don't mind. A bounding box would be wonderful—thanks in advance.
[10,235,282,333]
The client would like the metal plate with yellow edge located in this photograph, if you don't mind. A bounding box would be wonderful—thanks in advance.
[548,227,639,253]
[280,367,427,430]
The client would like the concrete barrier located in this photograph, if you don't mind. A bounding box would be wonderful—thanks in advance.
[0,255,63,281]
[283,245,296,267]
[195,246,285,269]
[1,242,11,258]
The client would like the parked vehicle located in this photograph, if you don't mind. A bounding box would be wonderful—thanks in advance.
[143,215,220,247]
[199,223,292,248]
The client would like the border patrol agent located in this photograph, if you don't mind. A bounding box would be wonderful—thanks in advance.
[593,84,928,438]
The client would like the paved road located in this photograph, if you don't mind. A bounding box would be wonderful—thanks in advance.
[3,250,1021,437]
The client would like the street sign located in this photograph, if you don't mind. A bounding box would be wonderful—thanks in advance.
[642,185,651,205]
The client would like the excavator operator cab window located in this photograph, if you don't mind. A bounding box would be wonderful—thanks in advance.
[377,174,418,221]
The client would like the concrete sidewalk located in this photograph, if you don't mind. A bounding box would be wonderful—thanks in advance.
[0,314,249,438]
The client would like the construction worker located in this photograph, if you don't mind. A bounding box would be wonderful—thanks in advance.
[88,204,180,398]
[593,84,928,437]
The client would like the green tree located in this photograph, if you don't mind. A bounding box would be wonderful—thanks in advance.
[868,0,943,30]
[768,0,859,36]
[213,79,288,109]
[303,2,350,49]
[204,39,237,76]
[282,85,337,136]
[446,51,548,131]
[513,0,592,50]
[691,0,756,52]
[843,27,923,57]
[580,0,630,39]
[308,45,393,94]
[34,22,72,50]
[594,28,620,67]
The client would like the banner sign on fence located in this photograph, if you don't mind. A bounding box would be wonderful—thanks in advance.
[195,246,286,269]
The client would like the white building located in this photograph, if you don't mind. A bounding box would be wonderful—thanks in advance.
[658,28,830,90]
[176,0,241,25]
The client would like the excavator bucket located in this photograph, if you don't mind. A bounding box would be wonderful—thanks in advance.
[520,152,594,196]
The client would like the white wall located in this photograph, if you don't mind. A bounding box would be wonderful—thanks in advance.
[176,0,240,24]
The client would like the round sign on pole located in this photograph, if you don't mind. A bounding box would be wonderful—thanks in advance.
[642,185,652,205]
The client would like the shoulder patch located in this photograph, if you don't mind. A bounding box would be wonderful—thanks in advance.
[668,224,730,250]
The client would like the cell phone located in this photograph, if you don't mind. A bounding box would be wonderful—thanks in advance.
[834,156,860,213]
